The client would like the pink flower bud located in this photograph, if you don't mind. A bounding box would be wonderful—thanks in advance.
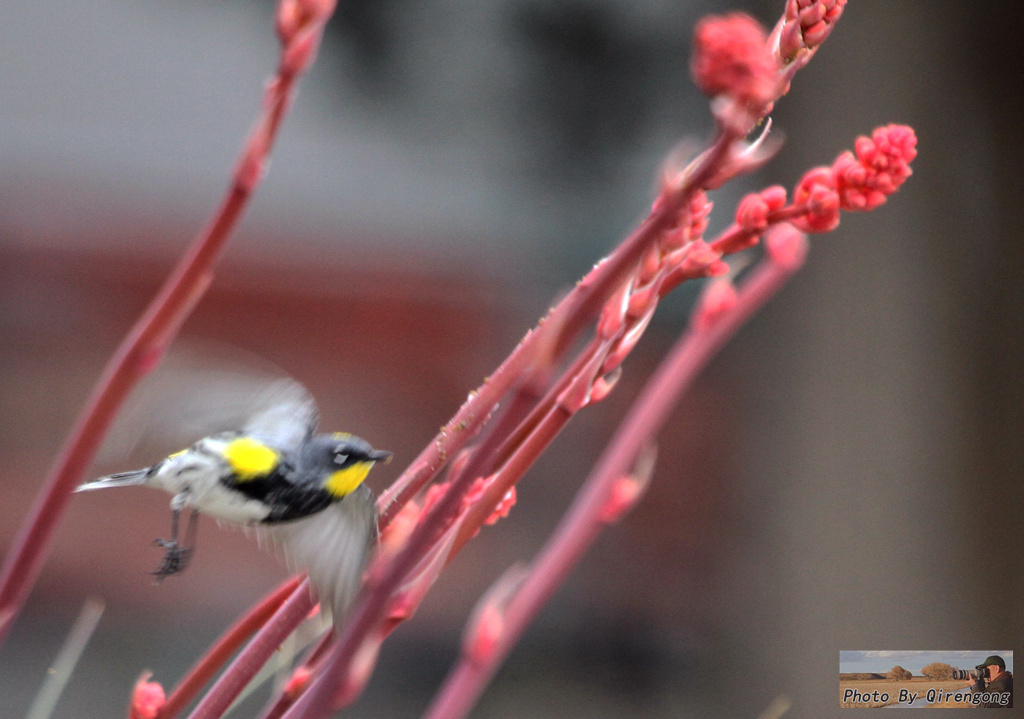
[736,185,786,233]
[276,0,335,45]
[685,246,730,278]
[597,281,631,340]
[778,0,847,60]
[765,223,808,270]
[484,487,517,525]
[558,365,598,413]
[333,635,383,708]
[602,307,655,375]
[465,602,504,663]
[736,193,770,233]
[600,445,655,523]
[461,566,524,667]
[599,474,644,524]
[761,184,788,210]
[276,0,302,44]
[128,673,165,719]
[665,241,727,284]
[297,0,336,17]
[791,166,840,233]
[465,476,515,527]
[693,279,738,333]
[687,190,713,238]
[691,13,776,112]
[420,481,450,518]
[833,124,917,212]
[626,279,660,320]
[589,367,622,404]
[379,497,420,553]
[284,666,312,700]
[638,244,663,283]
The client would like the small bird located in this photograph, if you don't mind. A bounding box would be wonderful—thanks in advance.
[77,380,390,625]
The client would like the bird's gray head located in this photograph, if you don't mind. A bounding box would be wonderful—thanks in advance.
[301,433,391,499]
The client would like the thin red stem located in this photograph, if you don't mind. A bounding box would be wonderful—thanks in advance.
[377,130,738,530]
[424,247,805,719]
[0,4,330,650]
[266,130,743,719]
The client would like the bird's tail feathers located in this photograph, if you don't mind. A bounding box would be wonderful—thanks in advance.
[76,469,149,492]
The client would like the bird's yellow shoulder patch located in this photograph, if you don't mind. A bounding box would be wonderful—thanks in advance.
[223,437,279,480]
[325,461,371,498]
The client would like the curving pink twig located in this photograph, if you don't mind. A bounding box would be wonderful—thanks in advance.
[0,0,339,647]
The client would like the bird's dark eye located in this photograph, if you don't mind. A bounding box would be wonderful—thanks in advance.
[333,453,349,465]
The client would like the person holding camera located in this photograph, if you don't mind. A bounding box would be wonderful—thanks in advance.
[964,655,1013,708]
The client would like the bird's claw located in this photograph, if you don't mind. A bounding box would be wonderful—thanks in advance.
[150,508,199,584]
[150,539,193,583]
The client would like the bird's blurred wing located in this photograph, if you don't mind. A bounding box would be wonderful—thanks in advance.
[259,485,377,627]
[241,379,320,453]
[96,345,307,467]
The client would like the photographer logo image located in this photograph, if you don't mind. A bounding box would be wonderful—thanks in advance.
[839,651,1013,708]
[953,654,1013,708]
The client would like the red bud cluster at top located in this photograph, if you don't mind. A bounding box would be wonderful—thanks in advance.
[793,124,918,233]
[712,124,917,254]
[778,0,847,61]
[834,124,918,211]
[691,13,777,113]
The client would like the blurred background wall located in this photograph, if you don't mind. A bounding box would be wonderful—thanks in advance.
[1,0,1021,716]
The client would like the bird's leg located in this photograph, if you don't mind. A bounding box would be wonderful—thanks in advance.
[151,494,199,583]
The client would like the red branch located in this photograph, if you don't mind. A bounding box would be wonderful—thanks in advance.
[423,228,809,719]
[0,0,338,647]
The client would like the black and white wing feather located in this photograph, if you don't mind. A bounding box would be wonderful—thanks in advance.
[259,484,377,626]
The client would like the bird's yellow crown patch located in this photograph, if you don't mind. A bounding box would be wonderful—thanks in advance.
[325,462,372,498]
[223,437,279,480]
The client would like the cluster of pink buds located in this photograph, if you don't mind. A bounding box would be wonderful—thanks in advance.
[777,0,847,62]
[708,124,918,246]
[691,13,777,115]
[833,124,918,211]
[792,124,918,232]
[691,3,850,129]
